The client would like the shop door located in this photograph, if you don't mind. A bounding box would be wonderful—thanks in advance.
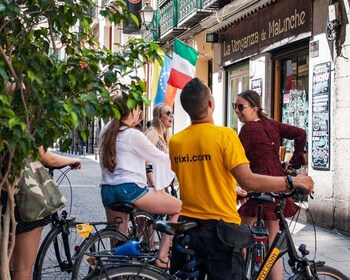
[227,64,249,131]
[274,51,309,163]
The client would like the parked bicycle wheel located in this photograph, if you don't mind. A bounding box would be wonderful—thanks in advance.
[71,228,128,280]
[130,211,161,251]
[33,223,82,280]
[293,263,349,280]
[82,264,170,280]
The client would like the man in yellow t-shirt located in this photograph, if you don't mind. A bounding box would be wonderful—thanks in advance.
[169,78,314,279]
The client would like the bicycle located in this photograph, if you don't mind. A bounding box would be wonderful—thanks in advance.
[107,180,179,252]
[243,190,348,279]
[72,178,179,278]
[81,189,349,280]
[81,220,200,280]
[33,165,128,280]
[243,193,273,279]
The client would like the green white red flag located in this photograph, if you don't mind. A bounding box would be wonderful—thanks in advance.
[167,38,199,89]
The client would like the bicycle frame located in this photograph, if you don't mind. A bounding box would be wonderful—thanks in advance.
[253,197,310,279]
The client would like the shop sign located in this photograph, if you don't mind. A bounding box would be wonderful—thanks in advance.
[311,62,331,170]
[220,0,312,65]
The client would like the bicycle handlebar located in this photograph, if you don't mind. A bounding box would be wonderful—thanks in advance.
[238,188,313,201]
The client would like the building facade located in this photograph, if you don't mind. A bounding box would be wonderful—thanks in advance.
[92,0,350,233]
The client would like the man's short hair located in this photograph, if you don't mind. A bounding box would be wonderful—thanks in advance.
[180,78,211,120]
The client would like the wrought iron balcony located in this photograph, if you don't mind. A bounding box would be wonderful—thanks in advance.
[177,0,212,28]
[158,0,186,42]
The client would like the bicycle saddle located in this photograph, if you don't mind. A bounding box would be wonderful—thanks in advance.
[109,202,135,213]
[154,221,199,235]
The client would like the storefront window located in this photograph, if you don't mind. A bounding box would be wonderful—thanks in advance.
[227,64,249,131]
[280,52,309,161]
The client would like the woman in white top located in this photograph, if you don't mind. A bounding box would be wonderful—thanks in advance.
[99,95,181,269]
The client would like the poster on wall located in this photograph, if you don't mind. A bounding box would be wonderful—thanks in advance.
[311,62,331,170]
[251,78,263,95]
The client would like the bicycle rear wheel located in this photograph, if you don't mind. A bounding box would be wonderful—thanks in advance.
[293,264,349,280]
[83,264,170,280]
[71,228,128,280]
[33,225,83,280]
[131,211,161,251]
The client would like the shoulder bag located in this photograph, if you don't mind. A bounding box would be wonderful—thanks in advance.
[15,158,67,222]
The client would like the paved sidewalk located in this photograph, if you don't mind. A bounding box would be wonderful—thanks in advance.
[288,219,350,277]
[81,153,350,277]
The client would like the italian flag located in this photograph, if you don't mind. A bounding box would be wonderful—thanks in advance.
[167,38,199,89]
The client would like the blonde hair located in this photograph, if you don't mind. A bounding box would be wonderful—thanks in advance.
[150,103,171,143]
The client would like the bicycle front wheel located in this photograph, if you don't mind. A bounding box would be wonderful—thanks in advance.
[71,228,128,280]
[293,264,349,280]
[33,225,83,280]
[83,264,170,280]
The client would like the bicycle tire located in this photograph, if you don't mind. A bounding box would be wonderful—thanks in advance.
[293,264,349,280]
[131,211,161,251]
[83,264,170,280]
[71,228,128,280]
[33,225,83,280]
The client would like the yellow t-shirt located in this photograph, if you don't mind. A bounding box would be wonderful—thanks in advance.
[169,123,249,224]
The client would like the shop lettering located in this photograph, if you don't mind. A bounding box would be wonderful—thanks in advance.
[269,9,305,38]
[223,32,259,56]
[313,73,329,83]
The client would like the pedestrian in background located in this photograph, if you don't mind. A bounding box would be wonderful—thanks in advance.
[234,89,306,279]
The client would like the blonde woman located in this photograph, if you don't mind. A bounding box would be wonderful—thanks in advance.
[145,103,174,187]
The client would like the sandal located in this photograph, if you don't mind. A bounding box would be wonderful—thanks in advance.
[155,257,170,269]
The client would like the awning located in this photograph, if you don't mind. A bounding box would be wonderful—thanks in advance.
[200,0,276,32]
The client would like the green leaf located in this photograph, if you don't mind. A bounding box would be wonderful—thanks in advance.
[1,108,16,118]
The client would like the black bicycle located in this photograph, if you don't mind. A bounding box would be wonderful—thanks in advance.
[80,189,348,280]
[243,193,272,279]
[33,165,128,280]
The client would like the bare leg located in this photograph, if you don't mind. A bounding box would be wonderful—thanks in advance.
[11,227,43,280]
[106,208,129,234]
[264,220,282,280]
[133,189,181,268]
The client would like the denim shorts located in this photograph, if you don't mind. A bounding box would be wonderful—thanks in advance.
[100,183,149,208]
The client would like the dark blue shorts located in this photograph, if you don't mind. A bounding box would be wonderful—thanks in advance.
[100,183,149,208]
[171,216,244,280]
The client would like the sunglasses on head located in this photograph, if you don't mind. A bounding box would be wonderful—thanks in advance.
[232,103,250,112]
[163,111,174,116]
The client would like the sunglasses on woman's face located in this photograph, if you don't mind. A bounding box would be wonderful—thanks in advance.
[163,111,174,117]
[232,103,250,112]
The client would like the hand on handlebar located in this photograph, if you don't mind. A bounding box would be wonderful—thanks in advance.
[293,173,314,196]
[236,186,248,205]
[69,160,82,170]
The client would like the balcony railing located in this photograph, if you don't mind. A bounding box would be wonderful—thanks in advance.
[177,0,212,27]
[155,0,220,42]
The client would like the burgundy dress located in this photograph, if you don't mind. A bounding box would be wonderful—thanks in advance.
[238,119,306,220]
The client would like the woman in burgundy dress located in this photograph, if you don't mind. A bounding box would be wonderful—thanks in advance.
[234,90,306,280]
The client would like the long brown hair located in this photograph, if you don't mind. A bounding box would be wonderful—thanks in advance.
[237,90,269,120]
[100,95,131,172]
